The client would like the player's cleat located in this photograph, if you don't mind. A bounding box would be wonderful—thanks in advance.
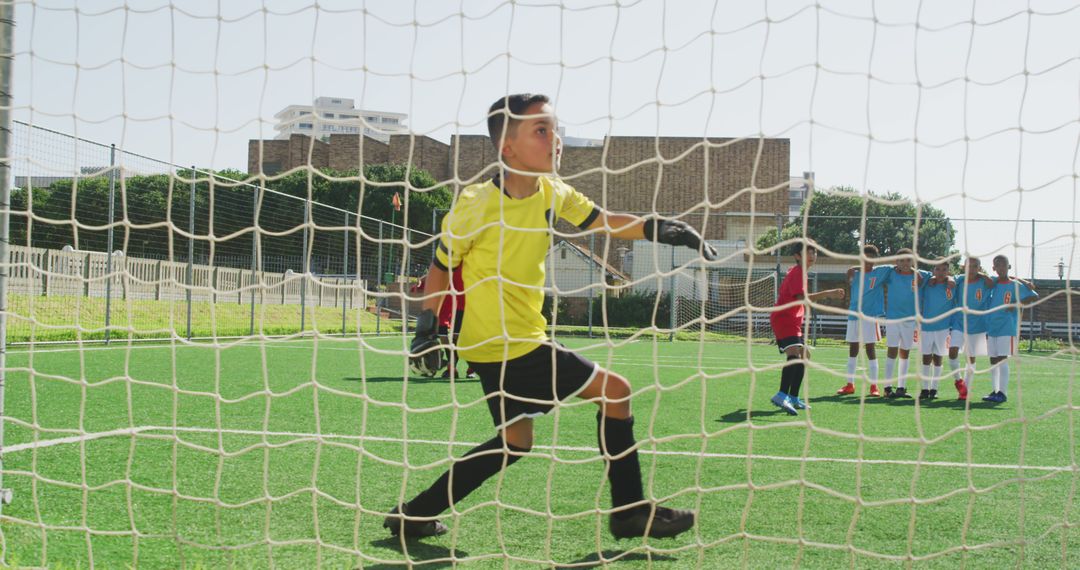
[982,391,1001,403]
[883,386,895,398]
[869,384,881,397]
[895,387,911,399]
[790,397,810,410]
[928,389,938,400]
[770,393,798,416]
[383,505,448,539]
[918,389,931,401]
[954,379,968,400]
[984,391,1007,404]
[836,383,855,396]
[610,504,696,539]
[465,368,477,378]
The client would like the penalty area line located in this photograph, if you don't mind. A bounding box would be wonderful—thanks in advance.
[2,426,1075,474]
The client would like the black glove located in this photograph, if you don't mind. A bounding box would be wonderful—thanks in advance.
[643,218,718,261]
[409,309,445,377]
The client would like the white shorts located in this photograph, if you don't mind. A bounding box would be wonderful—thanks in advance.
[987,335,1016,357]
[885,321,918,349]
[920,329,951,356]
[959,332,988,356]
[845,317,882,344]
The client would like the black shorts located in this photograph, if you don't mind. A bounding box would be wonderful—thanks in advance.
[776,335,805,354]
[470,343,598,429]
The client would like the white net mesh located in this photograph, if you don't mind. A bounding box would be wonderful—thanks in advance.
[0,1,1078,568]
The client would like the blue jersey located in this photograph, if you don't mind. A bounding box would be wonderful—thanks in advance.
[919,280,956,332]
[950,275,994,334]
[985,278,1038,338]
[848,265,892,320]
[884,269,931,320]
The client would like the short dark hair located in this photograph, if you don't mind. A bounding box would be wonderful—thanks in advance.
[993,254,1009,265]
[863,244,879,257]
[789,242,816,257]
[896,247,914,256]
[487,93,551,151]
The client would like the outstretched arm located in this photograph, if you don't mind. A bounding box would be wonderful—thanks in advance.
[588,212,718,260]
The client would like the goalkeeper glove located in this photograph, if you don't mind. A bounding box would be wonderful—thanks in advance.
[409,309,445,377]
[643,218,718,261]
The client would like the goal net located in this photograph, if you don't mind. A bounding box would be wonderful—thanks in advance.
[1,1,1077,568]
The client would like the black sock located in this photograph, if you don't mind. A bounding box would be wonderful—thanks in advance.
[784,358,805,398]
[779,365,792,395]
[597,412,645,519]
[406,435,527,518]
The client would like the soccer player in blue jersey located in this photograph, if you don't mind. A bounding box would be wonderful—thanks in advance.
[386,94,714,540]
[949,258,995,400]
[918,261,956,401]
[881,248,933,399]
[983,255,1038,403]
[837,245,891,397]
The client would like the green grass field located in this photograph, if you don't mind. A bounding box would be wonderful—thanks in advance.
[0,336,1078,568]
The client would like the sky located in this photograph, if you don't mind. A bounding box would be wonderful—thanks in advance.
[10,0,1080,278]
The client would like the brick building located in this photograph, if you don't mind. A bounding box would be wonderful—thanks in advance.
[247,132,790,242]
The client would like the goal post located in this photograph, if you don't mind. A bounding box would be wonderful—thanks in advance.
[1,2,1078,568]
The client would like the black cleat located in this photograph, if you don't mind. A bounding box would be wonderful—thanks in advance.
[928,389,938,400]
[883,386,895,398]
[610,504,695,539]
[383,505,448,539]
[918,389,931,401]
[895,387,912,399]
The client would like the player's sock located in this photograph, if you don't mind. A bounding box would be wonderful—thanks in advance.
[948,358,961,381]
[932,365,942,390]
[998,359,1010,395]
[596,413,645,519]
[990,362,1000,393]
[407,435,527,517]
[885,357,896,387]
[868,359,879,384]
[964,362,975,389]
[921,365,931,390]
[784,357,805,399]
[898,359,910,389]
[846,356,858,384]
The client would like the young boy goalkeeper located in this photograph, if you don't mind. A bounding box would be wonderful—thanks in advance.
[386,93,716,540]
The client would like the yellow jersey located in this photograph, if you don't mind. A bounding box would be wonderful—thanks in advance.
[433,175,600,363]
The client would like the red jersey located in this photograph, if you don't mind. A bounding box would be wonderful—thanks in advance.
[770,264,806,338]
[439,269,466,328]
[410,269,466,328]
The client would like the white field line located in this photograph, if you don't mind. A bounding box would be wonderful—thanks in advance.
[3,425,1075,474]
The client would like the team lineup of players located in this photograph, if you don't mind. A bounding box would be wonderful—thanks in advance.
[769,244,1039,416]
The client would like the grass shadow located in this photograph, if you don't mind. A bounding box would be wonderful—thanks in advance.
[364,537,468,570]
[556,549,678,568]
[716,408,792,423]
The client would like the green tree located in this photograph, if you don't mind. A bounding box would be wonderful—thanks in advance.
[757,187,957,264]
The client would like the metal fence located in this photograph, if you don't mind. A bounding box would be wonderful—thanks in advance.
[7,120,436,343]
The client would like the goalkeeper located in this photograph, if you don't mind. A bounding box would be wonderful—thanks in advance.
[386,93,716,540]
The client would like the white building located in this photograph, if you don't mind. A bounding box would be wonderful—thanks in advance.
[557,127,604,148]
[273,97,408,143]
[789,171,813,220]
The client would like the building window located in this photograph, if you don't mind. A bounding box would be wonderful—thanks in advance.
[561,248,567,260]
[331,99,341,104]
[263,161,281,175]
[298,123,312,129]
[323,113,334,118]
[382,117,397,124]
